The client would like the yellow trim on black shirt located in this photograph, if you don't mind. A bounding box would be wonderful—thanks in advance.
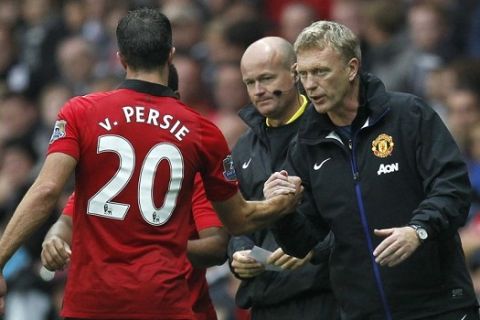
[266,94,308,127]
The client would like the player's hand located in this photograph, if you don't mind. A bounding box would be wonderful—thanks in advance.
[41,235,72,271]
[373,227,420,267]
[267,248,313,270]
[263,171,300,199]
[0,274,6,314]
[231,250,265,278]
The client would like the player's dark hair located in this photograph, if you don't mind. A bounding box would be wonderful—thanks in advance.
[116,8,172,70]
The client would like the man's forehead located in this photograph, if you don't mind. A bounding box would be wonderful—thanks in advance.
[296,47,338,68]
[241,60,283,78]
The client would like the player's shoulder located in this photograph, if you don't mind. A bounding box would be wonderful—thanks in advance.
[179,101,220,128]
[78,89,121,103]
[65,90,118,108]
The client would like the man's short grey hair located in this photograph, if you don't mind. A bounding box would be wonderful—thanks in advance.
[294,21,361,63]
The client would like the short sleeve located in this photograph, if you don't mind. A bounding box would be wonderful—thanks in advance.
[47,98,82,160]
[197,119,238,202]
[192,173,223,231]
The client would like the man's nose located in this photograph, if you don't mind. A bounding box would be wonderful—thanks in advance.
[254,82,267,95]
[302,74,317,91]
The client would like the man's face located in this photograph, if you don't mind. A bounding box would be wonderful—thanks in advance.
[446,90,480,144]
[241,54,296,120]
[296,46,352,115]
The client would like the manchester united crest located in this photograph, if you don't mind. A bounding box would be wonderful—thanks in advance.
[372,134,394,158]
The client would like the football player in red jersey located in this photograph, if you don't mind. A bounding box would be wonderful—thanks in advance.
[41,66,230,320]
[0,8,301,320]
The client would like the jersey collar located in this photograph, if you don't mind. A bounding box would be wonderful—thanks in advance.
[266,94,308,127]
[118,79,178,98]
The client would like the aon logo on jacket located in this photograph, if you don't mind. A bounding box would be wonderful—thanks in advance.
[377,163,399,175]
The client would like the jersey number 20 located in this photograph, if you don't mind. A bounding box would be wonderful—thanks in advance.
[87,135,184,226]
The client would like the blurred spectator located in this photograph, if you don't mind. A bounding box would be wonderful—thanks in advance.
[173,54,216,117]
[0,0,21,28]
[17,0,65,98]
[55,36,97,95]
[94,0,129,78]
[223,18,266,63]
[61,0,87,35]
[221,1,262,25]
[278,2,318,44]
[0,23,21,96]
[361,0,411,92]
[263,0,330,24]
[330,0,363,36]
[210,62,248,148]
[0,139,37,216]
[403,0,453,97]
[0,93,38,147]
[213,62,249,113]
[423,66,456,122]
[162,1,205,55]
[445,88,480,153]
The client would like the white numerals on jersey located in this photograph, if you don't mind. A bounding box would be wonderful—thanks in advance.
[139,144,183,225]
[87,135,184,225]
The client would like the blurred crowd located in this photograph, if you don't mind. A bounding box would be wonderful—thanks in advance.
[0,0,479,319]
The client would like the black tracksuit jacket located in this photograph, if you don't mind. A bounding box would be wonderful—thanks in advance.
[273,73,478,319]
[228,103,338,320]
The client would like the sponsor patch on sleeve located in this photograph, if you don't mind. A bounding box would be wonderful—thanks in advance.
[222,155,237,181]
[49,120,67,144]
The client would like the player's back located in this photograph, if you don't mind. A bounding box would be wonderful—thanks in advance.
[48,80,237,319]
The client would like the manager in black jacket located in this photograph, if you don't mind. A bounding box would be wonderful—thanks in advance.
[266,21,480,319]
[228,36,338,320]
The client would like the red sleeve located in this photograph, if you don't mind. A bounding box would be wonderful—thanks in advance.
[197,118,238,202]
[63,192,75,217]
[192,173,223,231]
[47,97,82,160]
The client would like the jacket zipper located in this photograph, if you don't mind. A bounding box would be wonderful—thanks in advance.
[350,113,393,320]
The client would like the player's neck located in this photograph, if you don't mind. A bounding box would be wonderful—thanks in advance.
[125,67,168,87]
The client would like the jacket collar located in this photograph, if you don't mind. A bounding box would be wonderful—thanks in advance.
[298,73,390,141]
[238,103,269,145]
[118,79,178,98]
[238,98,309,143]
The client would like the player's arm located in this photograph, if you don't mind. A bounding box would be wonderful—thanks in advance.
[41,214,73,271]
[0,153,76,313]
[201,121,302,235]
[212,183,302,236]
[0,153,75,268]
[187,227,229,268]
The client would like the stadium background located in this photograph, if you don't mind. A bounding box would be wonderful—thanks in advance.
[0,0,479,319]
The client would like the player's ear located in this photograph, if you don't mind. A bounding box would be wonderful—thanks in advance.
[168,47,176,64]
[347,57,359,82]
[291,63,299,82]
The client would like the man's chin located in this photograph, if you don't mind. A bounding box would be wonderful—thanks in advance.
[312,103,329,114]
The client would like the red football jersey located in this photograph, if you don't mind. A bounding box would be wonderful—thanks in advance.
[48,80,237,319]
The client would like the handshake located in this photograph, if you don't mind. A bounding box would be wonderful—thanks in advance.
[263,170,304,217]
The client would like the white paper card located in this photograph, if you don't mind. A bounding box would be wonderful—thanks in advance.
[249,246,283,272]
